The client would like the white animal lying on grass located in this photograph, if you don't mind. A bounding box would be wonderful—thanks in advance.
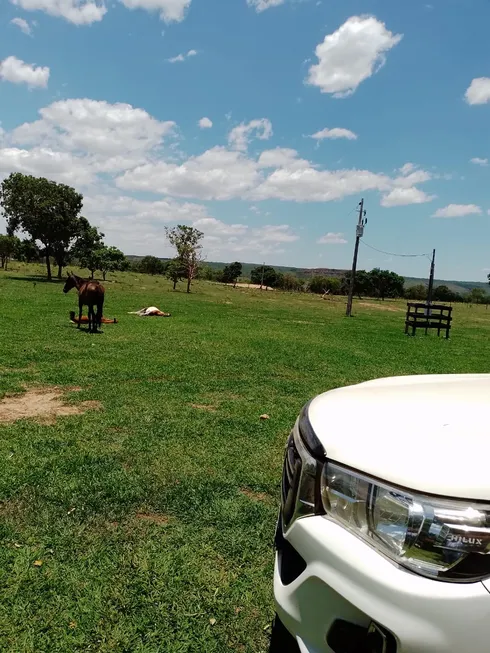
[128,307,171,317]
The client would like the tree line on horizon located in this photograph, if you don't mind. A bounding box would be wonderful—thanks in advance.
[1,172,488,302]
[0,173,206,292]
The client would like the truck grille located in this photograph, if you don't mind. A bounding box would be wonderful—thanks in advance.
[281,430,302,527]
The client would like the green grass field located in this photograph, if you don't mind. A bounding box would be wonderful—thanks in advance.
[1,264,490,652]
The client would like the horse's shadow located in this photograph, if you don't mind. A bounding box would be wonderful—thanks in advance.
[66,325,104,334]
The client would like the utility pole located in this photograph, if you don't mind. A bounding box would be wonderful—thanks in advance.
[426,248,436,308]
[346,198,367,317]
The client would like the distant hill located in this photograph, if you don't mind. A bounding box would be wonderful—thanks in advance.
[126,256,487,295]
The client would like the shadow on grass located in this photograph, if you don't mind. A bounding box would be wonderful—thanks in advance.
[6,275,65,284]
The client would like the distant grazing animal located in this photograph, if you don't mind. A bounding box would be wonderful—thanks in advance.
[63,273,105,333]
[128,306,171,317]
[69,311,117,325]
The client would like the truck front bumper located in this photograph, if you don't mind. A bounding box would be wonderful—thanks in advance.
[274,515,490,653]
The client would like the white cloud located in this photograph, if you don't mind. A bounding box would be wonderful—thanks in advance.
[251,167,392,202]
[306,15,402,97]
[80,191,212,256]
[192,216,248,236]
[432,204,482,218]
[247,0,284,12]
[392,169,432,188]
[398,162,416,176]
[84,192,209,225]
[256,225,298,242]
[317,232,347,244]
[311,127,357,141]
[0,147,95,185]
[10,0,107,25]
[381,187,435,207]
[117,146,261,200]
[470,157,488,166]
[0,56,49,88]
[465,78,490,105]
[10,17,33,35]
[198,117,213,129]
[228,118,272,151]
[167,49,197,63]
[0,97,444,236]
[11,98,175,168]
[257,148,309,169]
[182,216,297,260]
[120,0,191,22]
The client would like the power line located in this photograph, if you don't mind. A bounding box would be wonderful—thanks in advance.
[361,240,431,260]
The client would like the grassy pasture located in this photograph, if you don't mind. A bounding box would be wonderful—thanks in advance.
[1,263,490,652]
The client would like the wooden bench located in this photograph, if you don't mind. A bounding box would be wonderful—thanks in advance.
[405,303,452,339]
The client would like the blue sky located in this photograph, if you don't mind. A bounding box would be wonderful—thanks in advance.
[1,0,489,281]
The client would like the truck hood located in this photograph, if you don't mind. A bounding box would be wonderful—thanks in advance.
[308,374,490,501]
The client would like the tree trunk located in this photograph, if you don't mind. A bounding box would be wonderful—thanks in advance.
[187,276,191,293]
[57,264,63,279]
[173,279,177,290]
[91,270,95,279]
[103,271,106,281]
[45,250,52,281]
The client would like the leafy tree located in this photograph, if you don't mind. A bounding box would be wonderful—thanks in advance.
[200,265,220,281]
[15,238,41,263]
[341,270,373,298]
[308,275,329,294]
[71,217,105,278]
[432,285,454,303]
[308,275,341,295]
[0,234,20,270]
[0,173,83,280]
[279,273,304,292]
[369,268,405,300]
[166,258,186,290]
[221,261,242,286]
[467,287,487,305]
[139,255,165,275]
[96,246,128,281]
[250,265,279,288]
[405,284,427,300]
[165,225,204,293]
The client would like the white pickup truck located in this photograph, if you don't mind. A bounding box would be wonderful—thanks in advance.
[271,374,490,653]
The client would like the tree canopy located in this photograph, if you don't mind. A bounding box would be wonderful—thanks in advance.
[250,265,279,288]
[368,268,405,300]
[71,217,105,278]
[165,225,204,293]
[0,173,83,280]
[139,255,165,275]
[405,284,427,300]
[221,261,242,285]
[166,258,186,289]
[308,275,341,295]
[0,235,20,270]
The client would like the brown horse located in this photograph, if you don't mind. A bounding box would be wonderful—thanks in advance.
[63,273,105,333]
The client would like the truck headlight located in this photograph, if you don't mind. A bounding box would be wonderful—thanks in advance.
[322,463,490,582]
[281,405,490,583]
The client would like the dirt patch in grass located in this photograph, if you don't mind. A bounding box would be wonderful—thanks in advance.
[358,302,403,313]
[0,498,25,520]
[135,512,170,525]
[240,488,275,504]
[233,283,274,291]
[0,387,102,425]
[190,403,218,412]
